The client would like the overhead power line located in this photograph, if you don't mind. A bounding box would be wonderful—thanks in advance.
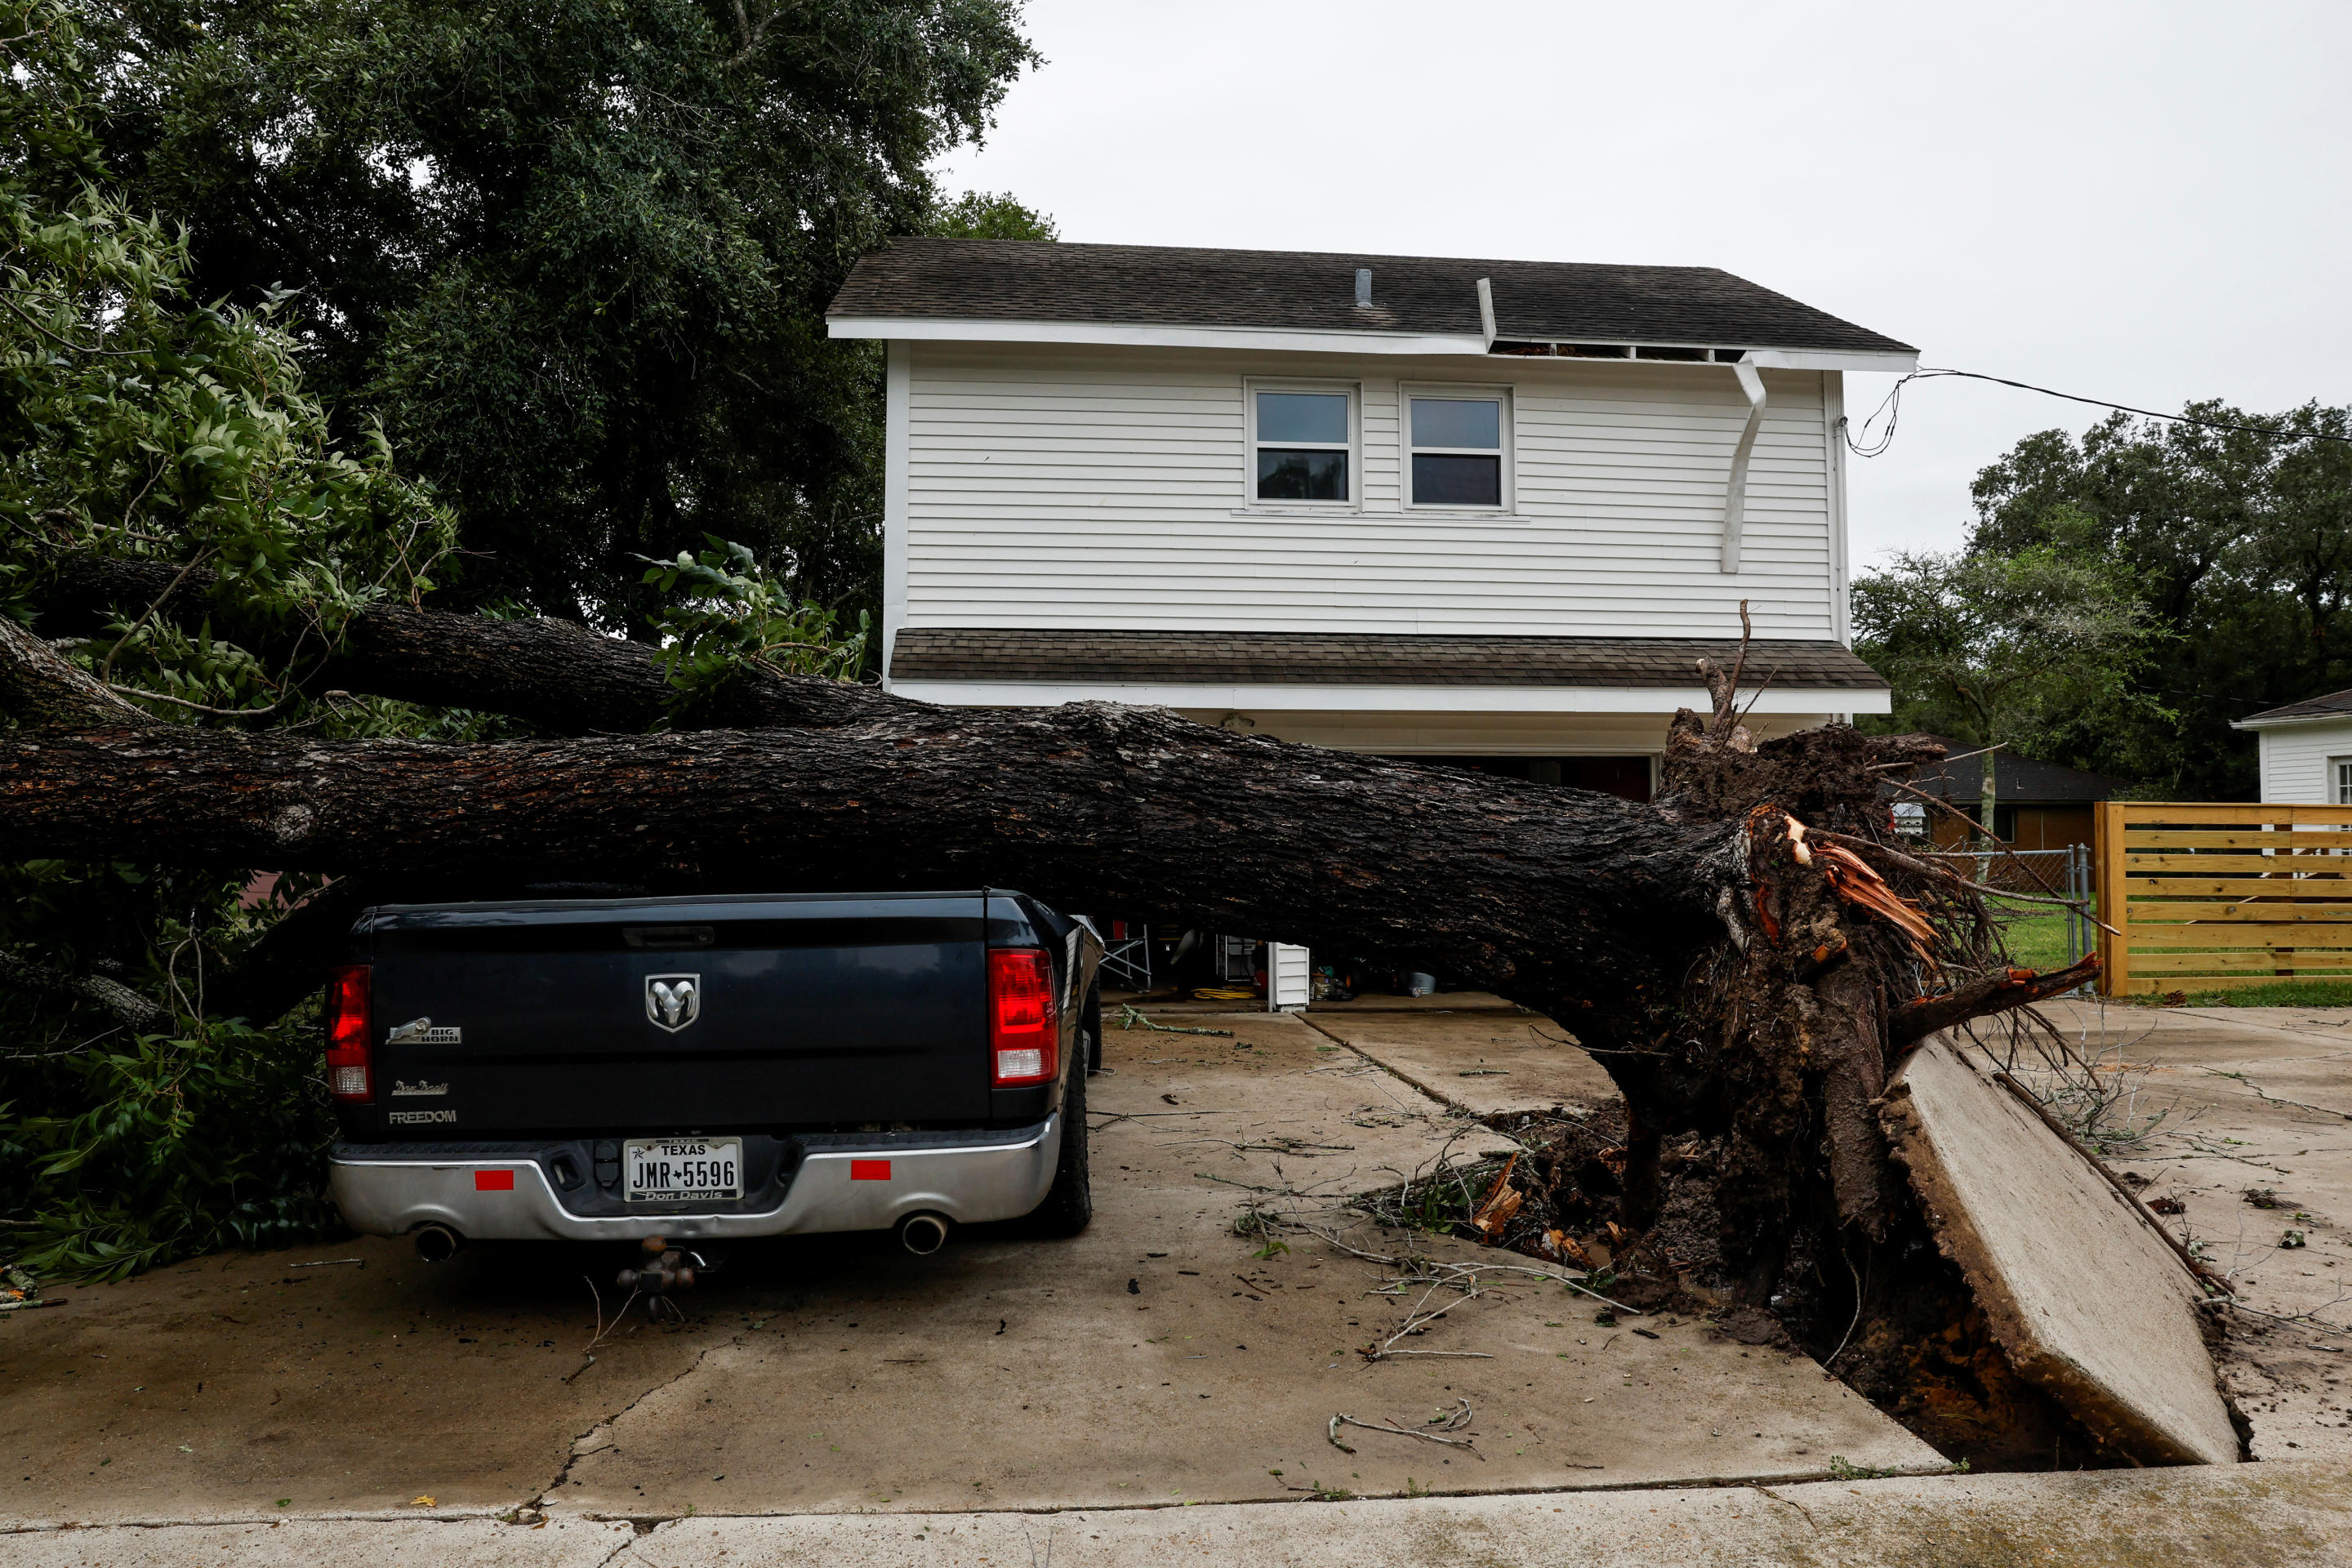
[1841,368,2352,458]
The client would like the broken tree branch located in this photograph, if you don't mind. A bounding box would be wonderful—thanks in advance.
[1889,957,2104,1049]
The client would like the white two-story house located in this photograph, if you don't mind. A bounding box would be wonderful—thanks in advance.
[827,240,1910,800]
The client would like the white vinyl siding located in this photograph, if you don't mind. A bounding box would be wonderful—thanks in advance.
[2257,719,2352,803]
[900,342,1838,640]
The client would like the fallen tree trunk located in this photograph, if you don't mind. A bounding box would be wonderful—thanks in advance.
[0,608,2094,1439]
[32,554,910,733]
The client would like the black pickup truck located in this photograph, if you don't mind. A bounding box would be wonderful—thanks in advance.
[322,890,1102,1258]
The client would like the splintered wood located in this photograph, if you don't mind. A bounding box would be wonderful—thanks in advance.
[1469,1153,1523,1239]
[1787,813,1937,959]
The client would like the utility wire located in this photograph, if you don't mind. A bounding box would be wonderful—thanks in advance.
[1841,368,2352,458]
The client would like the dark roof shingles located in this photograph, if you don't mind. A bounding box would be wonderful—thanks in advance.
[2241,687,2352,724]
[889,628,1888,692]
[829,239,1914,356]
[1895,738,2129,804]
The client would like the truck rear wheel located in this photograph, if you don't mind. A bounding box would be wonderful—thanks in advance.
[1022,1035,1093,1236]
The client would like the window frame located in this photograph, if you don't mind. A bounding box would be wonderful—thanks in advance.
[1401,382,1514,512]
[2332,756,2352,806]
[1243,378,1360,511]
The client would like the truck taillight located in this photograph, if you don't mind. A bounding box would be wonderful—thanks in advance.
[324,964,372,1102]
[988,948,1058,1087]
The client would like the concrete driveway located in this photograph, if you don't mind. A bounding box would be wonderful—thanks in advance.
[13,996,2352,1563]
[7,1003,1933,1533]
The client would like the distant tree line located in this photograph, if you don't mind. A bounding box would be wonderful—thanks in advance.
[1855,403,2352,800]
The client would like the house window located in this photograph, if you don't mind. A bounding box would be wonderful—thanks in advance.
[1406,389,1509,508]
[1250,385,1353,504]
[2332,757,2352,805]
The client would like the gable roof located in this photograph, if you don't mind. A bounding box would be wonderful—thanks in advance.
[2235,688,2352,727]
[827,239,1915,357]
[1893,739,2130,806]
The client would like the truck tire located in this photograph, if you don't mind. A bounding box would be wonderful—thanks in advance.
[1083,982,1102,1076]
[1022,1036,1094,1236]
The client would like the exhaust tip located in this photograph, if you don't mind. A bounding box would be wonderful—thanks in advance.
[898,1213,950,1256]
[413,1223,462,1264]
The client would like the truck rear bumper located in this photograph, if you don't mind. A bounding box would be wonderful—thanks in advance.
[327,1116,1062,1243]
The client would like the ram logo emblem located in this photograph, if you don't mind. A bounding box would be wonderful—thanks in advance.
[644,973,702,1033]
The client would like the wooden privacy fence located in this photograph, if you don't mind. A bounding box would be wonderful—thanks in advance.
[2096,801,2352,996]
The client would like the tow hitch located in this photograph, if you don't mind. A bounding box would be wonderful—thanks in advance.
[616,1235,710,1294]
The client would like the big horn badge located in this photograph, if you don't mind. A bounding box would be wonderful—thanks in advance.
[644,973,702,1033]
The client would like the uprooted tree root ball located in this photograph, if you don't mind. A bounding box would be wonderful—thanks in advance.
[1361,1098,2113,1470]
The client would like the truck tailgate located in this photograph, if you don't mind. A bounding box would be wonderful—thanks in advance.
[360,893,993,1135]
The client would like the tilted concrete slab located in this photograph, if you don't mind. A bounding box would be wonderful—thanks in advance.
[1880,1033,2240,1465]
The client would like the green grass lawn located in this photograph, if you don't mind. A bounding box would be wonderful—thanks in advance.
[1983,894,2352,1007]
[1987,900,2086,973]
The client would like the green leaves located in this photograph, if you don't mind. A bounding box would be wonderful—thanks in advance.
[4,1010,340,1282]
[639,536,869,706]
[86,0,1042,628]
[1958,402,2352,795]
[1853,544,2164,766]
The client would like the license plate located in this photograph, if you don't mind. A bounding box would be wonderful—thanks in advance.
[623,1138,742,1203]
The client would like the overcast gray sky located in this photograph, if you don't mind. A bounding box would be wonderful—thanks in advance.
[936,1,2352,568]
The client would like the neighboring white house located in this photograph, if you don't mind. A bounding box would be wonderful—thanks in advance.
[2234,688,2352,803]
[826,240,1913,798]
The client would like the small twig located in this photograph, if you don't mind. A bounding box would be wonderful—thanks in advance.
[107,683,290,720]
[1330,1411,1483,1458]
[285,1258,363,1269]
[1824,1244,1864,1365]
[98,548,212,686]
[2204,1297,2352,1334]
[564,1275,640,1381]
[1870,742,2007,773]
[1117,1004,1232,1037]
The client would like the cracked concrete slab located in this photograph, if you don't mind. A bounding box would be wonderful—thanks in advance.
[604,1460,2352,1567]
[7,1517,633,1568]
[0,1233,719,1527]
[2026,1000,2352,1463]
[1299,1009,1617,1116]
[9,1008,1940,1534]
[544,1010,1940,1518]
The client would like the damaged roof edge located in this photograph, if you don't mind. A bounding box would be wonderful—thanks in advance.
[826,238,1918,364]
[824,314,1918,372]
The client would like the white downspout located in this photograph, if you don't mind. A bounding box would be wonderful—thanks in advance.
[1476,278,1496,348]
[1720,360,1766,573]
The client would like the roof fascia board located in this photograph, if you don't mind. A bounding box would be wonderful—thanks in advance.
[828,314,1918,371]
[1744,348,1920,374]
[2231,711,2352,731]
[884,678,1891,715]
